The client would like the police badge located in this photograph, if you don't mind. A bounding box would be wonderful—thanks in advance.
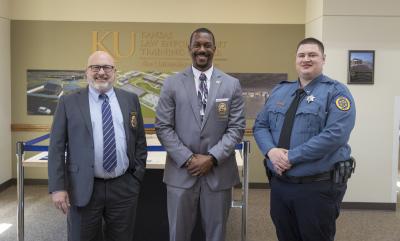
[216,98,229,120]
[130,112,137,128]
[218,102,227,116]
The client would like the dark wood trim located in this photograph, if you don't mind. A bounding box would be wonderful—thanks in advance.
[341,202,396,211]
[249,182,270,189]
[11,124,51,132]
[244,129,253,136]
[11,123,254,135]
[145,128,156,135]
[244,183,396,211]
[0,178,16,192]
[23,179,49,185]
[0,179,48,193]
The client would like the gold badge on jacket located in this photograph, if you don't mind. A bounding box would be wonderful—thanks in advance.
[216,98,229,120]
[130,112,137,128]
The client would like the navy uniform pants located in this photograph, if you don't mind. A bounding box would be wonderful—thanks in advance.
[269,176,347,241]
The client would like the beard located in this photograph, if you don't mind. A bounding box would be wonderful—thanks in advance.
[88,78,113,93]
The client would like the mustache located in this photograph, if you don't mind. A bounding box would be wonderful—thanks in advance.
[194,52,209,57]
[94,75,109,80]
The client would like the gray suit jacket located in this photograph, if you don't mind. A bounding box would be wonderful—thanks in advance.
[155,67,245,191]
[48,87,147,207]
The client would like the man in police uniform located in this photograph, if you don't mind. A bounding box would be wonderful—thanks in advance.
[253,38,356,241]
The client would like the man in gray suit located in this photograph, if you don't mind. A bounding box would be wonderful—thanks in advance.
[48,51,147,241]
[155,28,246,241]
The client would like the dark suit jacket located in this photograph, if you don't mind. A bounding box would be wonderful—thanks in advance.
[48,87,147,207]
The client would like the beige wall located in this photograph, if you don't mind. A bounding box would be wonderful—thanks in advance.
[11,20,304,183]
[10,0,305,24]
[305,0,323,39]
[305,0,400,203]
[6,0,399,206]
[324,0,400,16]
[306,0,323,24]
[7,1,306,184]
[7,0,306,184]
[0,0,11,185]
[0,0,10,18]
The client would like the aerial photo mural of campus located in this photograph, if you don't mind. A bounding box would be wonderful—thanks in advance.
[27,70,86,115]
[230,73,287,119]
[27,70,286,119]
[27,69,170,117]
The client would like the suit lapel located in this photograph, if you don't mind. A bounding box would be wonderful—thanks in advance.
[202,69,222,129]
[180,67,202,128]
[77,87,93,138]
[114,88,131,144]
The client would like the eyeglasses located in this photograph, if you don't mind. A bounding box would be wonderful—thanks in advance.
[88,65,115,73]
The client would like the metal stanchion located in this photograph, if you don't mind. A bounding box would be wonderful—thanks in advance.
[241,140,250,241]
[232,140,250,241]
[16,141,25,241]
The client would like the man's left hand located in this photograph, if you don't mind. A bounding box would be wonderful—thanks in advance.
[187,154,214,176]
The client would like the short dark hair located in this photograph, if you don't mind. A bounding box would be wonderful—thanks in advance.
[189,28,215,46]
[296,37,324,54]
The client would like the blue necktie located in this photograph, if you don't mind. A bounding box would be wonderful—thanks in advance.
[100,94,117,172]
[198,73,208,122]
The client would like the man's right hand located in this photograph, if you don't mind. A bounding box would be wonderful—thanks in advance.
[51,191,70,215]
[267,148,291,175]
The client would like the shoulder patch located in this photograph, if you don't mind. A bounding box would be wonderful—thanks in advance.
[335,96,351,111]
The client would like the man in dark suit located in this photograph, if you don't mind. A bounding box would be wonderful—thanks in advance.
[48,51,147,241]
[155,28,245,241]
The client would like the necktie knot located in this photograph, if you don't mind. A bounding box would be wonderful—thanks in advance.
[99,94,109,102]
[295,88,305,97]
[199,73,207,82]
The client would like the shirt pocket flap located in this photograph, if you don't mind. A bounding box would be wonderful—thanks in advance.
[268,107,286,130]
[296,104,320,116]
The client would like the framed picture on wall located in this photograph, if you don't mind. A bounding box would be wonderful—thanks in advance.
[348,50,375,84]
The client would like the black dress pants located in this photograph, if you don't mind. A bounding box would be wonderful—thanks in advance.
[67,172,141,241]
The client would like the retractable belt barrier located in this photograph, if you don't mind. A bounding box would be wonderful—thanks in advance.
[16,124,250,241]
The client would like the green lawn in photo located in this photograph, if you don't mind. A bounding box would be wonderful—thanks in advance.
[136,81,161,95]
[141,105,156,118]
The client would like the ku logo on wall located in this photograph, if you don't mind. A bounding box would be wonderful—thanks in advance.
[23,25,298,119]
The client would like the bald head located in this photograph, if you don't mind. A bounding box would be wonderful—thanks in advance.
[87,51,115,67]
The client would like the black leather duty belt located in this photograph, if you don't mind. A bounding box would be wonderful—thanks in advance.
[273,171,333,184]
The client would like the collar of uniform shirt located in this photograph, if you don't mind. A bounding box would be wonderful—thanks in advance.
[192,65,214,81]
[295,74,326,96]
[88,85,115,103]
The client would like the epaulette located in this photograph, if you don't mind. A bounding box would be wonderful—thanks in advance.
[320,75,335,84]
[279,79,297,85]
